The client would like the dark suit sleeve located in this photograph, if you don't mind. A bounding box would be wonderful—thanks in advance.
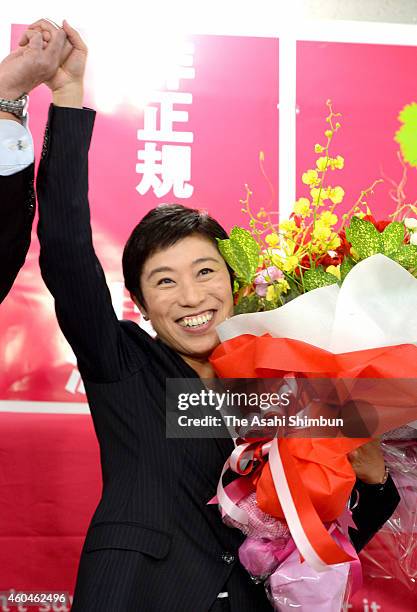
[349,474,400,552]
[36,105,136,382]
[0,163,35,303]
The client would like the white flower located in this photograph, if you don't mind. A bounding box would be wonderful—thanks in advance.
[410,232,417,245]
[404,217,417,230]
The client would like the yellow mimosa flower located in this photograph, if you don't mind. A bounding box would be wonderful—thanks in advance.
[333,155,344,169]
[293,197,311,218]
[316,156,328,172]
[310,188,326,205]
[312,222,332,242]
[270,253,284,269]
[278,279,290,293]
[282,255,300,273]
[265,232,280,247]
[302,169,319,186]
[279,219,297,233]
[320,211,338,226]
[328,186,345,204]
[265,285,276,302]
[328,234,341,249]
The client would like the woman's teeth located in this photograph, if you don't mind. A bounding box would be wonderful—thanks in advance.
[179,311,214,328]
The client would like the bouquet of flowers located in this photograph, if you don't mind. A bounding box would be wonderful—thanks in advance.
[208,101,417,609]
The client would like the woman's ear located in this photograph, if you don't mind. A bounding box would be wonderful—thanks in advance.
[130,293,149,321]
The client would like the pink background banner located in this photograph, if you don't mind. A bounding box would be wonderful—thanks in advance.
[0,416,415,611]
[296,40,417,220]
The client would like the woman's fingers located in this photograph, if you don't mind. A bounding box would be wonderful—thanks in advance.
[61,37,74,63]
[62,20,87,53]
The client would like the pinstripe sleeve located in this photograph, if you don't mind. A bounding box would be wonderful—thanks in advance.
[36,105,134,382]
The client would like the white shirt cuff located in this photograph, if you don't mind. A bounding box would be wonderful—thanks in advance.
[0,117,34,176]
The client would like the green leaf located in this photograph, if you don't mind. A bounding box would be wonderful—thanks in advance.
[262,298,280,311]
[217,227,260,284]
[233,294,262,315]
[381,222,405,255]
[279,289,300,305]
[345,217,382,259]
[395,102,417,168]
[302,267,338,292]
[340,257,355,281]
[391,245,417,270]
[398,103,417,125]
[276,277,302,305]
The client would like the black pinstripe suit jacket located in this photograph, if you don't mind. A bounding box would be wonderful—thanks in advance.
[0,162,35,303]
[36,105,400,612]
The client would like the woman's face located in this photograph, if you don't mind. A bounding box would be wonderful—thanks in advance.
[137,234,234,361]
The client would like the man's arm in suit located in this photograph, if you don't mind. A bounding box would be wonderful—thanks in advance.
[0,118,35,303]
[0,20,67,303]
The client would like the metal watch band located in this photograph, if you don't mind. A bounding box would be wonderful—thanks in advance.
[0,94,28,118]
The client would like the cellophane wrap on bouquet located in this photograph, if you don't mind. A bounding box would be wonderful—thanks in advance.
[208,256,417,609]
[207,102,417,609]
[358,436,417,597]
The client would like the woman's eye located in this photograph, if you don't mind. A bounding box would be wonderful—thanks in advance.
[157,278,174,286]
[199,268,214,276]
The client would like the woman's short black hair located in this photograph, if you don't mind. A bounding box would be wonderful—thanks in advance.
[122,204,233,306]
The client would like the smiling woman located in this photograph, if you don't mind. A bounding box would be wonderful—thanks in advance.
[35,43,273,605]
[123,206,234,376]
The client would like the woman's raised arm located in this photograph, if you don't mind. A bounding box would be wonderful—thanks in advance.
[36,21,132,382]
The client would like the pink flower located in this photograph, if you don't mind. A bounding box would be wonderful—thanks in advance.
[255,283,268,297]
[254,267,283,297]
[266,266,284,281]
[254,272,268,285]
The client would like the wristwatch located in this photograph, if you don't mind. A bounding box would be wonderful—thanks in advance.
[0,94,29,118]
